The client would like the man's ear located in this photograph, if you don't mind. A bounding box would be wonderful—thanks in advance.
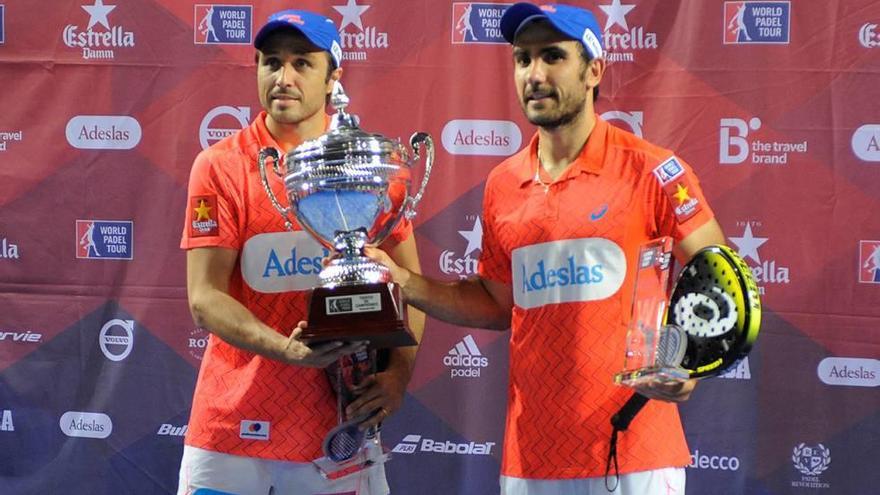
[326,67,344,95]
[587,57,606,89]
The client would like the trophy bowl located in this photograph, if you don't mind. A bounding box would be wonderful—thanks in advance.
[258,83,432,348]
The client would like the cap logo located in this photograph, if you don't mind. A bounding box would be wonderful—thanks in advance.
[582,29,603,59]
[278,14,305,25]
[331,41,343,66]
[540,5,556,13]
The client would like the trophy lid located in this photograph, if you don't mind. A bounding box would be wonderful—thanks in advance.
[288,82,406,169]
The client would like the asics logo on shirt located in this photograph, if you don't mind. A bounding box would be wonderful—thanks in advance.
[511,238,626,309]
[241,232,330,293]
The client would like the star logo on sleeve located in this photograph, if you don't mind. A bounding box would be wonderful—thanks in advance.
[194,199,213,221]
[673,183,691,205]
[662,178,701,222]
[190,195,219,237]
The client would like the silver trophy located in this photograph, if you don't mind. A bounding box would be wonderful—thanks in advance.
[257,82,433,348]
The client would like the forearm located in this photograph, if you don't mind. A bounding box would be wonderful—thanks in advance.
[189,288,288,361]
[399,272,510,330]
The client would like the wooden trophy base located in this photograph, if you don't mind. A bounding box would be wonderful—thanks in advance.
[299,282,417,349]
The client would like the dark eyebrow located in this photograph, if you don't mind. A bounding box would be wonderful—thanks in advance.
[512,45,568,59]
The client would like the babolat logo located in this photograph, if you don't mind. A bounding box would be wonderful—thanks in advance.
[59,411,112,439]
[76,220,133,260]
[332,0,389,62]
[451,3,510,44]
[157,424,188,437]
[62,0,136,60]
[241,232,330,293]
[724,2,790,44]
[391,434,495,456]
[444,335,489,378]
[194,5,252,45]
[512,238,625,310]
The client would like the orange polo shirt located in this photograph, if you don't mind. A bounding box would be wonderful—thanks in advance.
[479,116,714,478]
[180,111,412,462]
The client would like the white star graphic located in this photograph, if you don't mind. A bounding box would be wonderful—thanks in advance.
[728,224,768,264]
[333,0,371,31]
[82,0,116,30]
[458,216,483,257]
[599,0,636,31]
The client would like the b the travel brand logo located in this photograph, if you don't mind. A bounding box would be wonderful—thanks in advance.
[60,411,112,439]
[332,0,388,62]
[860,240,880,283]
[724,2,790,44]
[859,23,880,48]
[451,3,510,44]
[76,220,133,260]
[791,443,831,489]
[601,110,644,137]
[240,231,330,293]
[440,215,482,279]
[62,0,136,60]
[392,434,495,456]
[444,334,489,378]
[157,423,188,437]
[851,125,880,162]
[512,238,626,310]
[194,5,252,45]
[689,449,741,471]
[598,0,658,63]
[728,221,790,294]
[0,129,22,152]
[0,236,19,260]
[817,357,879,387]
[718,356,751,379]
[200,106,250,150]
[441,120,521,156]
[66,115,142,150]
[240,420,269,440]
[1,410,13,432]
[719,117,807,165]
[99,319,134,362]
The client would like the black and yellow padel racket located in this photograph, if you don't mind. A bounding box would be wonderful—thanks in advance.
[665,244,761,378]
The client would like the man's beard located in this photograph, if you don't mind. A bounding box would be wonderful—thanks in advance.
[522,89,587,130]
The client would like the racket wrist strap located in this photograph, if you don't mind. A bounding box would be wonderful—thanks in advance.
[605,393,650,492]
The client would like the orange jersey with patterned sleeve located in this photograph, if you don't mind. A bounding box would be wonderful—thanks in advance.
[180,111,412,462]
[478,116,714,479]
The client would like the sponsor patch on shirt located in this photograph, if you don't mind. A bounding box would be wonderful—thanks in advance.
[190,195,220,237]
[652,156,685,185]
[239,420,270,441]
[662,176,703,222]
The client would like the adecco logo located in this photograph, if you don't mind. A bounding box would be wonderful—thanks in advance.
[851,125,880,162]
[59,411,112,439]
[441,119,522,156]
[689,449,741,471]
[66,115,142,150]
[817,357,879,387]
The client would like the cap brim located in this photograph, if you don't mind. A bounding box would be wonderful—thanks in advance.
[254,21,315,49]
[500,3,546,44]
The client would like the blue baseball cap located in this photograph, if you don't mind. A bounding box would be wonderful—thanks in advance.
[254,10,343,68]
[501,3,604,60]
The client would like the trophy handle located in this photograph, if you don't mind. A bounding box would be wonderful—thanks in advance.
[257,147,294,230]
[405,132,434,220]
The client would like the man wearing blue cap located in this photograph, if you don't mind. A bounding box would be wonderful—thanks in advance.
[178,9,423,495]
[366,2,725,494]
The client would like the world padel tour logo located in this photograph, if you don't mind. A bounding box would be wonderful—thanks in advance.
[62,0,136,60]
[194,5,252,45]
[451,3,510,44]
[76,220,133,260]
[332,0,389,62]
[860,240,880,284]
[723,2,790,44]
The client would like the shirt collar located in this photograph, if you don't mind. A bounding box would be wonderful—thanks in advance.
[515,115,609,188]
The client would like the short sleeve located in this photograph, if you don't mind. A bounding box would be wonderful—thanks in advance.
[180,150,242,250]
[648,155,715,242]
[477,179,512,284]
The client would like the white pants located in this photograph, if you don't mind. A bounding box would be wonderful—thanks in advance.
[177,446,389,495]
[500,467,685,495]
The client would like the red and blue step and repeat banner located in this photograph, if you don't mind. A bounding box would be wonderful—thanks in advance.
[1,1,879,493]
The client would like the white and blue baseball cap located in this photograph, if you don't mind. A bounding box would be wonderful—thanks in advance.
[254,10,344,68]
[500,3,604,60]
